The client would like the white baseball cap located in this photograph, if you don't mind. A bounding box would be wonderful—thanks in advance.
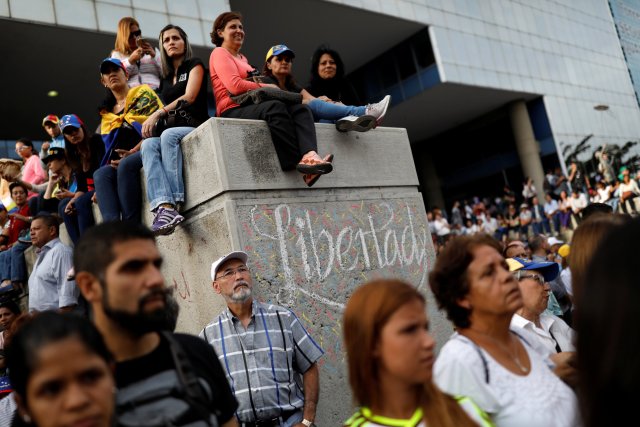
[547,237,564,246]
[211,251,248,281]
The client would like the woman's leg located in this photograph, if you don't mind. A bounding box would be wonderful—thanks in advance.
[223,102,301,171]
[306,99,365,122]
[287,104,319,156]
[59,197,80,244]
[141,136,175,211]
[117,151,143,223]
[74,191,95,240]
[159,127,192,206]
[93,165,121,222]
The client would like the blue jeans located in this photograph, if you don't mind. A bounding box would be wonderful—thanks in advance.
[0,242,30,282]
[141,127,193,211]
[93,152,143,222]
[59,191,95,244]
[307,99,365,122]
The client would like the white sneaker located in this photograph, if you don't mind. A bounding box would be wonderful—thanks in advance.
[336,115,377,132]
[365,95,391,126]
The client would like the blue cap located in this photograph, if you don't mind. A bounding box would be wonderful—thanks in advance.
[265,44,295,62]
[100,57,127,75]
[60,114,84,132]
[506,257,560,282]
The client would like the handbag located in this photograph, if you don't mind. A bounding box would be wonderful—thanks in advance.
[151,100,202,137]
[230,86,303,106]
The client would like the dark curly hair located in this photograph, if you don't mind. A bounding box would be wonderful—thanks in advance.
[309,45,345,82]
[429,234,502,328]
[210,11,243,47]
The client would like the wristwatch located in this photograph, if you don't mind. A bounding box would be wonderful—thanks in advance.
[301,419,316,427]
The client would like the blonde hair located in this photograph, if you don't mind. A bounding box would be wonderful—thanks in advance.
[114,17,139,55]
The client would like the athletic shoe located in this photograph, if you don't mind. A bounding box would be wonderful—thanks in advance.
[365,95,391,126]
[151,207,185,236]
[335,115,377,132]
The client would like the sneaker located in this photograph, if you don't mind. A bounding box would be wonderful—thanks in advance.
[18,234,31,244]
[151,207,185,236]
[365,95,391,126]
[335,115,377,132]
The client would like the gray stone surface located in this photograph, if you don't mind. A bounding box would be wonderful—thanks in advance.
[151,118,443,426]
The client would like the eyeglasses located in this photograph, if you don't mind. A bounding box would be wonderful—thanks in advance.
[216,266,249,280]
[517,272,545,285]
[129,30,142,39]
[15,146,28,153]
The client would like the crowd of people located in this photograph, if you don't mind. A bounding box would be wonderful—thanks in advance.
[0,12,392,305]
[427,160,640,252]
[0,9,637,427]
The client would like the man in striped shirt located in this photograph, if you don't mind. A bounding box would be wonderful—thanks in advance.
[200,251,322,427]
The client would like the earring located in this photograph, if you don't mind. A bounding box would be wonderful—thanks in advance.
[23,414,31,423]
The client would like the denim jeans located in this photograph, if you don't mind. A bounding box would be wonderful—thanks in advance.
[141,127,193,211]
[0,242,30,282]
[59,191,95,244]
[93,151,143,222]
[307,99,365,122]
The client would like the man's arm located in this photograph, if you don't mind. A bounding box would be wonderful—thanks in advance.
[300,363,319,425]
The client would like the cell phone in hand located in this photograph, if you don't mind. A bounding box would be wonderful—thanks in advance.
[136,37,146,48]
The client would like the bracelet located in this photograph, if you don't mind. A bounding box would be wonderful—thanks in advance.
[162,107,169,116]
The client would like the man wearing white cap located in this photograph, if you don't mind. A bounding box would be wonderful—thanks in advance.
[200,251,322,427]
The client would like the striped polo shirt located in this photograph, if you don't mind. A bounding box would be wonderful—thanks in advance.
[200,300,323,422]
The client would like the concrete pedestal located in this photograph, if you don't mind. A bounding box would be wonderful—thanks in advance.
[151,118,441,425]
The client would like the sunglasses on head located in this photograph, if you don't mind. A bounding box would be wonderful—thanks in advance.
[129,30,142,38]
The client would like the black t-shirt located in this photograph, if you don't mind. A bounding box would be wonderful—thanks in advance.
[115,333,238,424]
[160,58,209,124]
[107,120,140,162]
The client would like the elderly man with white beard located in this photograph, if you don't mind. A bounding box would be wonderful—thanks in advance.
[200,251,323,427]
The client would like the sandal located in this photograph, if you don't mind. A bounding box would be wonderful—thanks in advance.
[303,154,334,187]
[296,153,334,175]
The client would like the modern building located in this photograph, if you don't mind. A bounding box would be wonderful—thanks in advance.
[2,0,640,208]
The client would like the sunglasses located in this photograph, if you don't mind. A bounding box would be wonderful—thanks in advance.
[129,30,142,39]
[63,127,80,135]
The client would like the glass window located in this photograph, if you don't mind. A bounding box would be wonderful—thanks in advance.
[133,0,166,13]
[134,10,166,43]
[411,30,435,69]
[395,42,416,80]
[167,0,199,18]
[0,0,9,17]
[95,2,133,32]
[55,0,97,29]
[169,16,204,46]
[10,0,54,23]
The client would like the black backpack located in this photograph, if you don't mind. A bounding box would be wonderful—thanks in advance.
[115,332,220,427]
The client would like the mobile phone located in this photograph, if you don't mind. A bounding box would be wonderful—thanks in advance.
[136,37,146,48]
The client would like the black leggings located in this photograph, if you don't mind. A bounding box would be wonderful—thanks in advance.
[222,101,318,171]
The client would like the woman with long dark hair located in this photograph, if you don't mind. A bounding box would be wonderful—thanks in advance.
[139,24,208,235]
[58,114,105,243]
[5,312,115,427]
[306,45,361,106]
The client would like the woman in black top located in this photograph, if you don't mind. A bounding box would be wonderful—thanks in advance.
[59,114,105,243]
[305,45,361,106]
[140,24,208,236]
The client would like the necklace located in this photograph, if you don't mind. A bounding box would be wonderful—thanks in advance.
[464,329,530,374]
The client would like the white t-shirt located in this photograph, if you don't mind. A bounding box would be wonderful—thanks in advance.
[434,332,579,427]
[511,313,576,355]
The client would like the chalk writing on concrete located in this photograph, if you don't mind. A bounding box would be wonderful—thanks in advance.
[242,199,431,308]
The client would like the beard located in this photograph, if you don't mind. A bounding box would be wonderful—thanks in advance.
[103,285,175,337]
[227,280,252,303]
